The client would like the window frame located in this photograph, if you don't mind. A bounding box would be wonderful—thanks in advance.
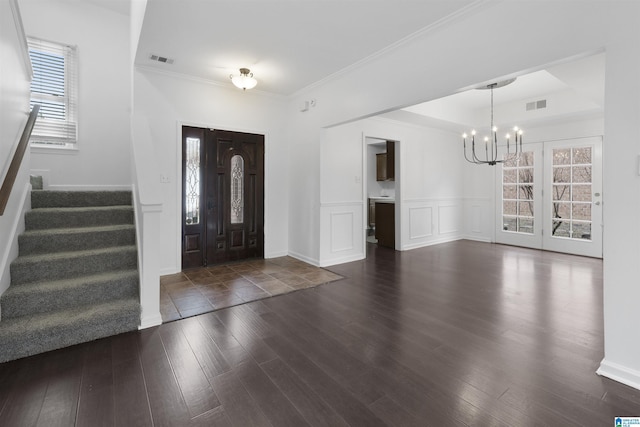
[27,36,78,150]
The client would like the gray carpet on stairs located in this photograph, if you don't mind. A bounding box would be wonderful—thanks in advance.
[0,190,141,363]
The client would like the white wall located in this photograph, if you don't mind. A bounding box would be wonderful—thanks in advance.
[319,117,463,266]
[287,1,640,389]
[598,18,640,389]
[19,0,132,189]
[133,69,289,274]
[0,0,32,301]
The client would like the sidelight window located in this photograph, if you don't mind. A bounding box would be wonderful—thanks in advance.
[230,155,244,224]
[185,137,200,225]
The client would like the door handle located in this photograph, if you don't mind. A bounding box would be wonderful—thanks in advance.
[207,198,214,210]
[594,201,601,206]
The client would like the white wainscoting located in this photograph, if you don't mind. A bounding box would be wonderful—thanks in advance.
[462,197,493,242]
[319,201,365,267]
[408,206,433,240]
[320,197,492,265]
[401,198,463,251]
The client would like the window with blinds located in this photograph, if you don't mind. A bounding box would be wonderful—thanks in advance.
[27,37,77,147]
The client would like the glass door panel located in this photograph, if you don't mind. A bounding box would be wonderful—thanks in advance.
[543,138,602,257]
[495,143,543,249]
[495,137,602,258]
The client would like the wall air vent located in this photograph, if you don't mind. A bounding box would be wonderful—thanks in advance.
[526,99,547,111]
[149,54,174,65]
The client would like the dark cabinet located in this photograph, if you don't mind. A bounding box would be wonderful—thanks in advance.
[376,153,387,181]
[375,141,395,181]
[375,202,395,249]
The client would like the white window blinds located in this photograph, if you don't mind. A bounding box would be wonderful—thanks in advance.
[27,37,77,147]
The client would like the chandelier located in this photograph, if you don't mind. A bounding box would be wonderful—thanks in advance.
[463,79,523,165]
[230,68,257,91]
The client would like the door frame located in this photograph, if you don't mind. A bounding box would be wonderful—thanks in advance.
[362,134,402,254]
[542,136,603,257]
[175,121,271,271]
[493,136,603,258]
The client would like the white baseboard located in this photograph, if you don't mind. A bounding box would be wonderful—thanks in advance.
[401,235,463,251]
[597,359,640,391]
[460,235,493,243]
[48,184,133,191]
[288,251,320,267]
[320,253,365,268]
[0,181,31,301]
[139,313,163,330]
[159,266,179,276]
[265,250,288,259]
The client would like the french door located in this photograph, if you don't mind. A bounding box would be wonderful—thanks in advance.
[495,137,602,258]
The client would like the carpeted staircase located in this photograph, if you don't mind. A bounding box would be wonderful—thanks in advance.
[0,190,140,363]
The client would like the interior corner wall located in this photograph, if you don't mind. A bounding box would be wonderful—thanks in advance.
[19,0,132,189]
[599,19,640,389]
[133,69,289,274]
[281,103,323,265]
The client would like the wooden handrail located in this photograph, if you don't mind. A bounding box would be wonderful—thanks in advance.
[0,105,39,216]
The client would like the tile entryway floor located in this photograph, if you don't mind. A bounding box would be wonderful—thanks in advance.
[160,257,344,322]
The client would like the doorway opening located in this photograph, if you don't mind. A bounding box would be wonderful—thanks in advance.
[364,136,399,255]
[181,126,265,269]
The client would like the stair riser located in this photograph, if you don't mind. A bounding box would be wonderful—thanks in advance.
[32,191,132,208]
[1,275,138,319]
[19,228,136,255]
[10,249,138,285]
[0,301,140,363]
[25,208,134,230]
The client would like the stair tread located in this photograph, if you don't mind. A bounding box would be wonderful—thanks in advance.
[0,297,139,333]
[21,223,135,237]
[0,298,140,362]
[31,191,132,208]
[12,245,137,264]
[29,205,133,213]
[2,269,138,294]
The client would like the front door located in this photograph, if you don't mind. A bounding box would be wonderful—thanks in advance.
[181,126,264,268]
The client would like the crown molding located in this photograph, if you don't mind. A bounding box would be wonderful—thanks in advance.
[290,0,496,98]
[134,64,288,101]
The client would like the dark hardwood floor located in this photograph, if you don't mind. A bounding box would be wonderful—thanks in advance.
[1,240,639,426]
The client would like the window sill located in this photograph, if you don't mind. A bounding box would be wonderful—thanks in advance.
[30,144,79,155]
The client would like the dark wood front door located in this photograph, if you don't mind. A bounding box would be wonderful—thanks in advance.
[181,126,264,268]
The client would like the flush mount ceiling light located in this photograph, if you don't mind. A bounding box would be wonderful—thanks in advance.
[462,78,523,166]
[230,68,257,91]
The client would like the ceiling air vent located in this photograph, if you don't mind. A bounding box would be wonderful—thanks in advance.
[149,54,174,65]
[526,99,547,111]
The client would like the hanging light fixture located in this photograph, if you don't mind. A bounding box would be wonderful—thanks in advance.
[230,68,257,91]
[463,79,523,166]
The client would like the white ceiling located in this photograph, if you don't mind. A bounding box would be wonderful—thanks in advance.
[387,52,605,131]
[135,0,477,96]
[126,0,604,127]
